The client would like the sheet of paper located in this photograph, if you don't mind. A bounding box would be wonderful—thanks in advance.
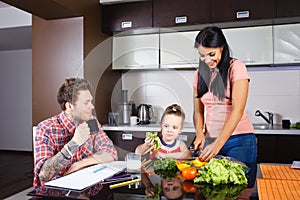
[45,161,126,191]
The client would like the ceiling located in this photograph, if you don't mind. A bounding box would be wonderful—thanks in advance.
[0,1,31,51]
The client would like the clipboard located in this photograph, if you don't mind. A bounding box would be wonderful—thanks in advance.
[45,161,126,191]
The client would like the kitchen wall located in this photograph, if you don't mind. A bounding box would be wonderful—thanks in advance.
[122,68,300,125]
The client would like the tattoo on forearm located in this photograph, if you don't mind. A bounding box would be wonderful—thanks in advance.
[39,141,79,182]
[39,152,69,182]
[68,140,79,153]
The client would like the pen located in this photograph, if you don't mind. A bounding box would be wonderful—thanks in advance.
[109,178,141,189]
[141,159,151,167]
[104,173,131,182]
[93,165,107,173]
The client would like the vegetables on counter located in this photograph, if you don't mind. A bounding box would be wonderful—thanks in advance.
[181,167,197,180]
[197,183,247,200]
[194,158,248,186]
[154,157,178,179]
[154,156,248,186]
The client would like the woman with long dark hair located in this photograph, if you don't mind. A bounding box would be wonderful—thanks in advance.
[193,26,257,187]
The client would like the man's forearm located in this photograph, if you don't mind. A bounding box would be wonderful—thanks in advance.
[93,151,115,163]
[38,140,79,182]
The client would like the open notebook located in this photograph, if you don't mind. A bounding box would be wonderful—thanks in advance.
[45,161,126,191]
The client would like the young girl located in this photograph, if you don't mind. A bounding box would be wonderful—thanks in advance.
[135,104,192,160]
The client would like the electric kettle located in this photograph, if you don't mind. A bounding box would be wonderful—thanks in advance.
[137,104,153,124]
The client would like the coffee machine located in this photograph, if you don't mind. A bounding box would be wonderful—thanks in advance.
[119,90,130,125]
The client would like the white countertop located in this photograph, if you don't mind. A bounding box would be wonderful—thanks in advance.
[102,123,300,135]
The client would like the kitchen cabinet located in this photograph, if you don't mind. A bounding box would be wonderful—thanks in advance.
[112,34,159,69]
[273,23,300,64]
[106,130,194,157]
[211,0,276,23]
[160,31,199,68]
[222,26,273,65]
[277,0,300,18]
[256,134,300,163]
[153,0,211,27]
[101,1,152,35]
[106,131,145,158]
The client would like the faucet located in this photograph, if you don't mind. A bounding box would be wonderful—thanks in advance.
[255,110,273,126]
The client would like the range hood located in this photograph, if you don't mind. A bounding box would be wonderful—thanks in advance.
[99,0,148,5]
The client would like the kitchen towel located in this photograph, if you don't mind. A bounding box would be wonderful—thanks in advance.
[260,164,300,181]
[257,178,300,200]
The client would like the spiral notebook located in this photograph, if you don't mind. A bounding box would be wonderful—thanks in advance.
[45,161,126,191]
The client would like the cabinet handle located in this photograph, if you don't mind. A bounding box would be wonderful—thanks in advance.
[125,65,143,68]
[175,16,188,24]
[121,21,132,29]
[242,60,256,64]
[122,133,132,140]
[236,11,250,19]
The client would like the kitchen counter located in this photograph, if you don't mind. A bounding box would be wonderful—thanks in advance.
[102,123,300,135]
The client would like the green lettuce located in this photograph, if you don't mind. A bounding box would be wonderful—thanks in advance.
[146,132,161,151]
[194,158,248,186]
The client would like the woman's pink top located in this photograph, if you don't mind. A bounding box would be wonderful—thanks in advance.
[193,59,254,138]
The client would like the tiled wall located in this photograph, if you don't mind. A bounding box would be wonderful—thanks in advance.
[122,68,300,125]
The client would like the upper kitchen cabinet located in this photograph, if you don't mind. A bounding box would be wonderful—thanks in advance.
[112,34,159,70]
[273,23,300,64]
[102,1,152,35]
[277,0,300,18]
[160,31,199,68]
[223,26,273,65]
[211,0,276,23]
[153,0,211,28]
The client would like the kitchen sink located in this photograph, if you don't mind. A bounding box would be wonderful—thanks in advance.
[253,124,271,129]
[252,124,284,130]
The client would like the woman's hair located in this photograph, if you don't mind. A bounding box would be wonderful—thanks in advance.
[160,104,185,126]
[194,26,231,100]
[57,78,91,110]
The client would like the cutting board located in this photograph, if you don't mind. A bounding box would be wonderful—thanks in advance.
[260,164,300,180]
[257,178,300,200]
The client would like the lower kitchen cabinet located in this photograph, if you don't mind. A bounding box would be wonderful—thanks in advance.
[106,131,194,158]
[256,134,300,163]
[106,131,145,158]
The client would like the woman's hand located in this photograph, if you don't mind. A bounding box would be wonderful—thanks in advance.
[199,140,223,162]
[193,131,205,151]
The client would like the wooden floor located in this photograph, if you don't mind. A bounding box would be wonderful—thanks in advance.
[0,150,33,199]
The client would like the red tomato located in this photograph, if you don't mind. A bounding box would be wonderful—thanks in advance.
[182,180,198,193]
[181,167,197,180]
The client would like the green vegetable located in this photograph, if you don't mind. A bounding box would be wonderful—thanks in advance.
[194,158,248,186]
[154,157,178,179]
[146,132,161,150]
[196,183,246,200]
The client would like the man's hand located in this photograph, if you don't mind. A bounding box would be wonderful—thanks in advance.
[72,122,90,146]
[64,161,85,175]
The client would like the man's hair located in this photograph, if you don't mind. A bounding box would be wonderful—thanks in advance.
[57,78,91,110]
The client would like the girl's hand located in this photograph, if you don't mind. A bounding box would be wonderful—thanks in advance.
[155,152,166,159]
[145,137,155,148]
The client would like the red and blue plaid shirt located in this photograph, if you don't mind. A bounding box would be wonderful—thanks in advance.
[33,111,117,188]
